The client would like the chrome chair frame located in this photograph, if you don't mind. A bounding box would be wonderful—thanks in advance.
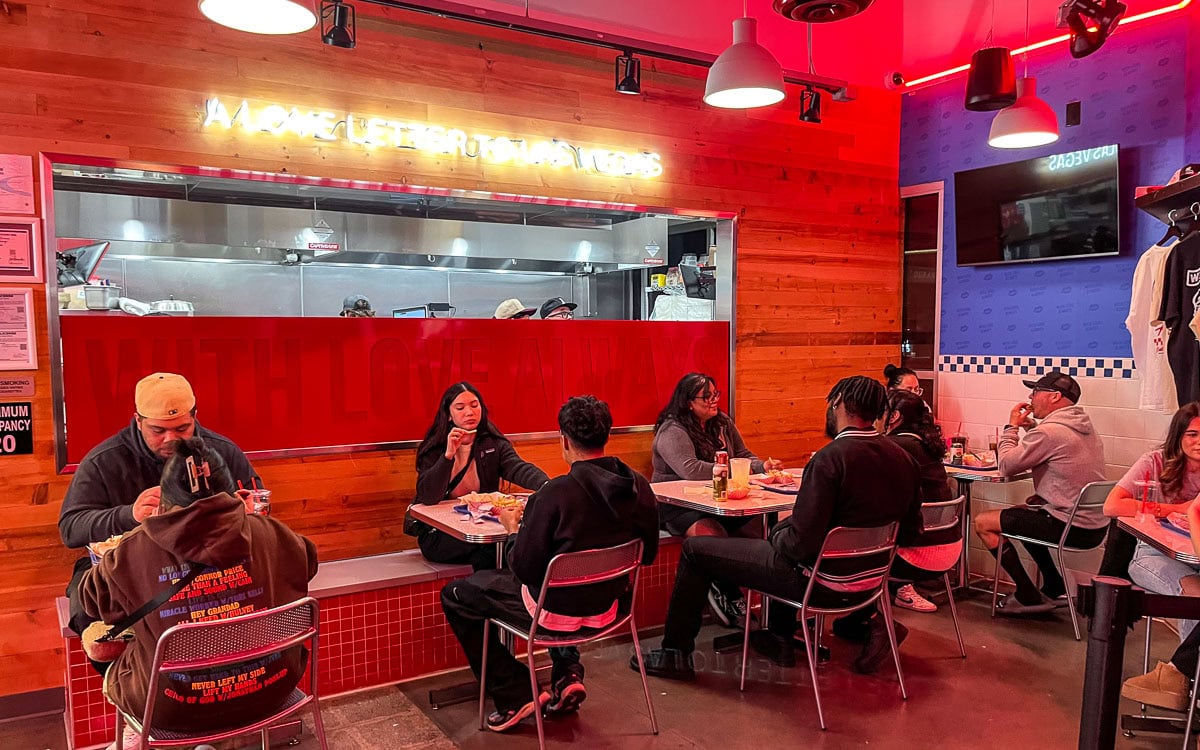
[989,481,1115,640]
[738,523,906,730]
[478,539,657,750]
[113,596,328,750]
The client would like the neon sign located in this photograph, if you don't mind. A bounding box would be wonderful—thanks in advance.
[201,97,663,179]
[1045,145,1117,172]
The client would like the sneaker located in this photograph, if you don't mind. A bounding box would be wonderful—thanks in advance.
[749,630,796,668]
[486,694,551,732]
[1121,661,1191,712]
[832,614,871,644]
[707,585,747,629]
[105,727,143,750]
[630,647,695,681]
[543,678,587,715]
[854,618,909,675]
[894,584,938,613]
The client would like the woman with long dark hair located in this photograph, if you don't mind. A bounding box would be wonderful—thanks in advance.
[883,389,956,614]
[651,372,782,628]
[406,382,549,571]
[1103,402,1200,641]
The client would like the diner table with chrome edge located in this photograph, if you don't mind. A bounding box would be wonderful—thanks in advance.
[652,477,802,655]
[1118,515,1200,565]
[406,501,515,708]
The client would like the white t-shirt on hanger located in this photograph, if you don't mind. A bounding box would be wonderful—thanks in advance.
[1126,243,1177,412]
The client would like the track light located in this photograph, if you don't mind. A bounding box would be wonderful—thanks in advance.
[321,0,356,49]
[615,52,641,95]
[799,86,822,123]
[198,0,317,35]
[1057,0,1127,58]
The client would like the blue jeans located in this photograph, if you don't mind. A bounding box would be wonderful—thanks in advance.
[1129,542,1200,641]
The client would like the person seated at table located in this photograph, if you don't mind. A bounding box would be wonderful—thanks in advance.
[885,389,956,614]
[651,372,783,629]
[1122,501,1200,712]
[883,363,922,396]
[79,437,318,750]
[633,375,921,679]
[1104,402,1200,641]
[441,395,659,732]
[408,382,549,571]
[973,371,1106,615]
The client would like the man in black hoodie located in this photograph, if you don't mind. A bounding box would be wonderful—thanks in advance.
[632,376,922,679]
[440,395,659,733]
[60,372,260,637]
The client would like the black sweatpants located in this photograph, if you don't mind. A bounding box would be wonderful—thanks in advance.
[419,528,499,572]
[441,570,582,713]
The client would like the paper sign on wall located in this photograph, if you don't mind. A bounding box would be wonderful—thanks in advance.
[0,155,34,215]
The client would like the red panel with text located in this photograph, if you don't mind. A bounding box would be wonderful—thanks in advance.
[60,316,730,462]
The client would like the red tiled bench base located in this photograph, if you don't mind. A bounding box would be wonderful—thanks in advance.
[61,541,681,750]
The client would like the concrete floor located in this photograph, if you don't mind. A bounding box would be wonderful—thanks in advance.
[3,593,1196,749]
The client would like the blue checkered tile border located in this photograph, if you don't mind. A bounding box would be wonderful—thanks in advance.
[937,355,1135,379]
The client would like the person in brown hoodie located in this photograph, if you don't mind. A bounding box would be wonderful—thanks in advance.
[79,437,318,747]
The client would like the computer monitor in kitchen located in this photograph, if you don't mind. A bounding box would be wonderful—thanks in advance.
[56,241,110,286]
[392,306,429,318]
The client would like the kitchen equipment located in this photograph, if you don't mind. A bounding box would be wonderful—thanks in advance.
[83,285,121,310]
[118,296,195,316]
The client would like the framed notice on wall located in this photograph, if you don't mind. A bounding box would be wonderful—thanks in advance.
[0,288,36,371]
[0,217,42,283]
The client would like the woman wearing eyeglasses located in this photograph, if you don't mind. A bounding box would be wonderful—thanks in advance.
[651,372,783,629]
[884,363,922,396]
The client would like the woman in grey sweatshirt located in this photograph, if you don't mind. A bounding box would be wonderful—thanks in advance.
[651,373,782,627]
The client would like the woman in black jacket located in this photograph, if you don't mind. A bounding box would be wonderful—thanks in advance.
[884,389,956,614]
[407,382,549,570]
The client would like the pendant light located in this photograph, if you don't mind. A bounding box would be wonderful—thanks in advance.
[704,1,785,109]
[965,3,1015,111]
[198,0,318,35]
[988,0,1058,149]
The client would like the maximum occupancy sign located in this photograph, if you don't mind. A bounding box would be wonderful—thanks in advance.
[0,401,32,455]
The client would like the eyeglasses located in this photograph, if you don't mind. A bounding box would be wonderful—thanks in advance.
[693,390,721,403]
[546,310,574,320]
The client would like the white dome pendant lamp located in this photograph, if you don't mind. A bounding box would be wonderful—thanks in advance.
[704,3,786,109]
[988,0,1058,149]
[199,0,318,35]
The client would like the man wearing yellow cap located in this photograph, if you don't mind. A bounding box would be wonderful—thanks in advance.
[59,372,260,638]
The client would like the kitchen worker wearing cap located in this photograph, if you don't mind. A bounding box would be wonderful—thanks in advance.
[539,297,577,320]
[494,298,536,319]
[973,370,1106,615]
[340,294,375,317]
[59,372,261,640]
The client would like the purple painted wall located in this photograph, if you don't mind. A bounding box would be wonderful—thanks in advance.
[900,20,1191,358]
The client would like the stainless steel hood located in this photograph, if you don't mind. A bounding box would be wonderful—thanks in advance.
[52,191,668,274]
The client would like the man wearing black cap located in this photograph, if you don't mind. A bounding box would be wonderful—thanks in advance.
[539,297,577,320]
[973,371,1106,614]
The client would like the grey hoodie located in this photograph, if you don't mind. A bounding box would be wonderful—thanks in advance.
[997,405,1107,529]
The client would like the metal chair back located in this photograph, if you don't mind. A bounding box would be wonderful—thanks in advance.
[1059,481,1116,550]
[136,596,323,746]
[524,539,643,644]
[803,523,899,606]
[921,495,966,534]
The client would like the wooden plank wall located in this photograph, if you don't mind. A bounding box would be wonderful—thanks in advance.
[0,0,900,698]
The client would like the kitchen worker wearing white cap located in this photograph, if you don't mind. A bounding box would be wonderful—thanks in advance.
[340,294,375,317]
[494,298,536,319]
[59,372,260,642]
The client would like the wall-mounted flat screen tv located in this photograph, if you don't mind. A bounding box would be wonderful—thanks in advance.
[954,145,1119,266]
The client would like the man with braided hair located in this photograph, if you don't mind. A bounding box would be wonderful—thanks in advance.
[633,375,923,680]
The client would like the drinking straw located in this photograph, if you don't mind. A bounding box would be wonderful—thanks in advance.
[252,477,260,491]
[237,480,244,490]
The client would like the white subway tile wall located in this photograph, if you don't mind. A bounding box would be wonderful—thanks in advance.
[936,362,1170,584]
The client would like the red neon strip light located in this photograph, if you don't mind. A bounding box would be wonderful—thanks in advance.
[902,0,1192,89]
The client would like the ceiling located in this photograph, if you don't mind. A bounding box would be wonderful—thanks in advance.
[375,0,1188,89]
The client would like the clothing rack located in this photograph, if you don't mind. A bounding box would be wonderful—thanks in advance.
[1136,171,1200,225]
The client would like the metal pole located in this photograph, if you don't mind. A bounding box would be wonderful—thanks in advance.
[1079,576,1134,750]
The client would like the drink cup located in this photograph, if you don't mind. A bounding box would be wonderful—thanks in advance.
[249,489,272,517]
[729,458,751,492]
[1134,480,1160,523]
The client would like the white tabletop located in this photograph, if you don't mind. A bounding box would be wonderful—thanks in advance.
[407,501,511,544]
[1119,516,1200,565]
[944,465,1030,483]
[652,480,795,517]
